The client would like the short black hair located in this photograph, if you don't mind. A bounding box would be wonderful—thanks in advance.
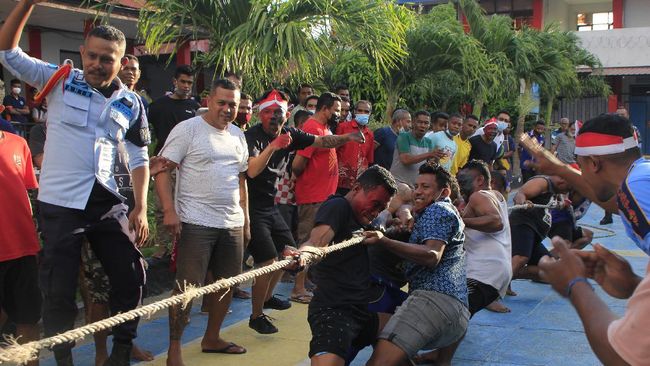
[86,25,125,45]
[298,83,313,91]
[357,165,398,196]
[316,92,341,112]
[340,96,351,103]
[578,114,641,159]
[294,110,312,126]
[210,78,239,93]
[256,89,289,104]
[175,65,194,79]
[334,84,349,92]
[465,114,479,122]
[496,110,511,118]
[432,111,449,121]
[10,79,20,86]
[355,100,372,111]
[414,110,431,119]
[418,162,456,191]
[449,112,463,120]
[535,120,545,126]
[124,54,138,63]
[240,92,251,100]
[462,159,491,184]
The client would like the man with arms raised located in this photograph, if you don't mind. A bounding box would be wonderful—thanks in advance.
[155,79,248,365]
[0,1,150,365]
[527,114,650,366]
[245,89,363,334]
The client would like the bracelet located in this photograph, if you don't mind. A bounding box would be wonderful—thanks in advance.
[566,277,593,297]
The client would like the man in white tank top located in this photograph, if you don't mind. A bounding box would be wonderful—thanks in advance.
[422,160,512,365]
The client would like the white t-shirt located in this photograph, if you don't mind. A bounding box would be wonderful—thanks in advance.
[160,116,248,229]
[464,190,512,297]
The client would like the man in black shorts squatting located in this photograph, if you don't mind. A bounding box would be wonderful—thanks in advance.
[299,166,397,366]
[509,175,570,286]
[245,89,364,334]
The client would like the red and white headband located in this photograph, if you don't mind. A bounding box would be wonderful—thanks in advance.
[574,131,639,156]
[258,89,288,114]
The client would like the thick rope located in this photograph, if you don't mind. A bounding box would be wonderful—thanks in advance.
[579,223,617,239]
[508,198,565,212]
[0,236,364,365]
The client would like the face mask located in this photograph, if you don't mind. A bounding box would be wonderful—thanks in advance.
[174,87,190,98]
[12,87,21,95]
[236,112,251,125]
[497,121,508,132]
[355,114,370,126]
[328,113,340,127]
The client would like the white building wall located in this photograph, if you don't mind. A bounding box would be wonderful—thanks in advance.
[624,0,650,28]
[567,2,613,30]
[544,0,570,31]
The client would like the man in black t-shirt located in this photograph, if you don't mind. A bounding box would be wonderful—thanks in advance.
[298,166,397,365]
[245,89,365,335]
[148,65,201,154]
[468,121,498,169]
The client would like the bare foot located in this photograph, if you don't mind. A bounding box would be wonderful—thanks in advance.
[131,344,154,361]
[412,350,439,364]
[486,300,511,313]
[506,284,517,296]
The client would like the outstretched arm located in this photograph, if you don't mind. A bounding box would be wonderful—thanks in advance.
[0,0,41,51]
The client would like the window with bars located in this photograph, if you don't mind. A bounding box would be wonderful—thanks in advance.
[577,12,614,31]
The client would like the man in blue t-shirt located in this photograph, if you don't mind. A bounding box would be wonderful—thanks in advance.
[2,79,30,124]
[364,163,469,366]
[374,109,412,170]
[425,113,462,171]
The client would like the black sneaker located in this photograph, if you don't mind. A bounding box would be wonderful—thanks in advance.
[263,295,291,310]
[249,314,278,334]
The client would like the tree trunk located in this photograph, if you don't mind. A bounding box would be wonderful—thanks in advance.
[512,80,532,181]
[544,96,554,149]
[473,98,484,119]
[384,87,400,125]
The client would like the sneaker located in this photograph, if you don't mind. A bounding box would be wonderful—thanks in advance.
[263,295,291,310]
[249,314,278,334]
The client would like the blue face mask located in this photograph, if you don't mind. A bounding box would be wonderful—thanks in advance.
[497,121,508,132]
[356,114,370,126]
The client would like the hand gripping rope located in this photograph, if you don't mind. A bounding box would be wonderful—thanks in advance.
[0,236,364,365]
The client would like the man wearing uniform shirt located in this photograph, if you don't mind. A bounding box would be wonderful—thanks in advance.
[245,89,364,334]
[0,1,151,365]
[526,114,650,366]
[3,79,30,124]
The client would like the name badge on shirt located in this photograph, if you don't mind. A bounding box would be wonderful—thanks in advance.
[110,99,134,127]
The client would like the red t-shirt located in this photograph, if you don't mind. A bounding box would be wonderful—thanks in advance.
[336,120,375,189]
[295,118,338,204]
[0,132,39,262]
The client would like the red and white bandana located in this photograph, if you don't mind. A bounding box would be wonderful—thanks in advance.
[258,89,288,114]
[574,131,639,156]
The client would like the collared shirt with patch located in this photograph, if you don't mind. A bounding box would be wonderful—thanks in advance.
[0,47,150,209]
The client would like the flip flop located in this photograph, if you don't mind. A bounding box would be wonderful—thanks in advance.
[290,293,313,304]
[202,342,247,354]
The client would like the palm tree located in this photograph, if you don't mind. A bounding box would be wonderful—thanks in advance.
[382,2,493,120]
[131,0,409,95]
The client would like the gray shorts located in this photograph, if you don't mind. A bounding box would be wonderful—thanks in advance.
[379,290,470,357]
[174,223,243,288]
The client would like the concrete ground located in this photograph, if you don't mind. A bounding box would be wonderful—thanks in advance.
[38,203,646,366]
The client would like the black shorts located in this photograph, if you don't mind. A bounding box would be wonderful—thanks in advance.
[249,206,296,264]
[0,255,41,324]
[308,304,379,359]
[467,278,499,317]
[511,224,550,265]
[548,221,584,242]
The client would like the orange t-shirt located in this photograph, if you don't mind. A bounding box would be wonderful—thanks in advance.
[608,262,650,365]
[295,118,338,205]
[0,132,39,262]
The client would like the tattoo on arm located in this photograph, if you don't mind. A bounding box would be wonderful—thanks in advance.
[318,134,349,148]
